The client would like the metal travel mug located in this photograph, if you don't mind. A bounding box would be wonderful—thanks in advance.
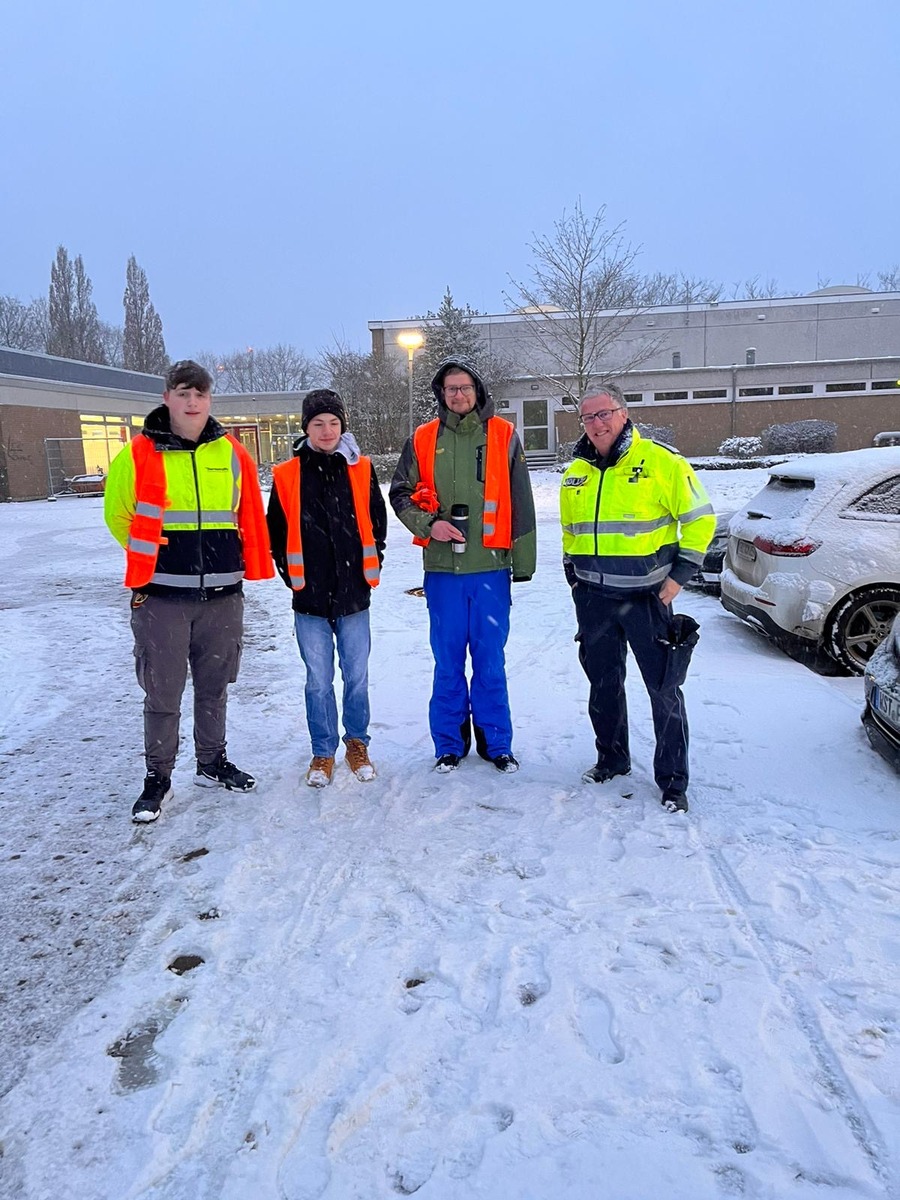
[450,503,469,553]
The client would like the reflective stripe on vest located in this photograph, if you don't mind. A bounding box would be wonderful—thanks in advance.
[411,417,514,548]
[271,454,380,591]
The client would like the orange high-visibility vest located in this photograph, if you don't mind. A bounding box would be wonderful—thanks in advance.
[271,455,381,591]
[124,433,272,588]
[412,417,514,548]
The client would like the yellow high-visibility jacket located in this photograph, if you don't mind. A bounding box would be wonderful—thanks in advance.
[560,427,715,591]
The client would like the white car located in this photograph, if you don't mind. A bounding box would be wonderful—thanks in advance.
[720,447,900,673]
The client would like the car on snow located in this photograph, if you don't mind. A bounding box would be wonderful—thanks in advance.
[862,612,900,771]
[685,510,734,595]
[720,447,900,674]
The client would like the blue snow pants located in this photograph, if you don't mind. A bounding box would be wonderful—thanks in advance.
[423,570,513,759]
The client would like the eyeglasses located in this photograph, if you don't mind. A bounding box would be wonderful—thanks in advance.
[443,384,476,397]
[581,407,623,424]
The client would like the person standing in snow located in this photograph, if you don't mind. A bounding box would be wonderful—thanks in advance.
[104,359,273,824]
[390,356,536,774]
[560,384,715,812]
[267,390,387,788]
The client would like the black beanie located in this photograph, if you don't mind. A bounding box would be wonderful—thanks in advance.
[301,389,347,432]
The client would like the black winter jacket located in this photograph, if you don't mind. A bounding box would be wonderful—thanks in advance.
[266,437,387,619]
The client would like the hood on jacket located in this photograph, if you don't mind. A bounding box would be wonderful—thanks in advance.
[430,355,495,423]
[142,404,224,450]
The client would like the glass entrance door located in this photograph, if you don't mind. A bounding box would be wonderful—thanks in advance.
[522,398,550,451]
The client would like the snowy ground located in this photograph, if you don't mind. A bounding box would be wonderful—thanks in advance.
[0,469,898,1200]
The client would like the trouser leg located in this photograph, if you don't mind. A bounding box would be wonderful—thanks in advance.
[293,612,340,757]
[424,572,471,757]
[468,571,513,757]
[131,595,191,776]
[623,594,690,795]
[572,586,631,773]
[190,592,244,765]
[334,609,372,745]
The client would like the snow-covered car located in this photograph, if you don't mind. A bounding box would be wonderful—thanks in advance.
[862,612,900,771]
[720,447,900,673]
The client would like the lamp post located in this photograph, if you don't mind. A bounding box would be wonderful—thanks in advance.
[397,331,425,439]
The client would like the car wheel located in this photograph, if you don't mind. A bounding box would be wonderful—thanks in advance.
[826,587,900,674]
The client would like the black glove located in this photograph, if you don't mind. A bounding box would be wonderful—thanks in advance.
[563,560,577,589]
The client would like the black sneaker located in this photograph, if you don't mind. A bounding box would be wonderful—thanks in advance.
[492,754,519,774]
[435,753,461,773]
[132,771,172,823]
[194,755,256,792]
[581,764,631,785]
[662,792,689,813]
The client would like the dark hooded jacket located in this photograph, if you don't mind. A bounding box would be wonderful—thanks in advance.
[389,356,536,579]
[267,432,387,618]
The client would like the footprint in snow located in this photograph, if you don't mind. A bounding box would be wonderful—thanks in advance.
[573,988,624,1064]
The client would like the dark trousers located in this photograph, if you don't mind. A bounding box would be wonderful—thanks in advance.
[573,586,689,795]
[131,592,243,775]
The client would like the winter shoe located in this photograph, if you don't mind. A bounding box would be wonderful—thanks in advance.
[662,792,689,813]
[132,771,173,823]
[582,764,631,785]
[435,753,461,773]
[306,756,335,787]
[345,739,376,782]
[492,754,519,774]
[194,754,257,792]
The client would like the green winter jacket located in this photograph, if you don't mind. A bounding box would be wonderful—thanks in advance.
[390,359,537,579]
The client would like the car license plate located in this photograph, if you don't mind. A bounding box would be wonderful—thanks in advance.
[874,685,900,728]
[737,540,757,562]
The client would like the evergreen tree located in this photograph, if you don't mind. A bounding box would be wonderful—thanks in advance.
[47,246,106,363]
[123,256,168,374]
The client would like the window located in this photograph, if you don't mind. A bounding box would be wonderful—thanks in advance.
[871,380,900,390]
[653,390,688,402]
[778,384,813,395]
[623,392,643,404]
[693,388,727,399]
[738,386,774,397]
[845,476,900,518]
[747,476,815,520]
[825,382,866,393]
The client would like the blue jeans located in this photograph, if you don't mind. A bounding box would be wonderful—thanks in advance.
[293,610,371,757]
[423,570,513,758]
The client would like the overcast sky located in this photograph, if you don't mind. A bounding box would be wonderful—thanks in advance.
[2,0,898,363]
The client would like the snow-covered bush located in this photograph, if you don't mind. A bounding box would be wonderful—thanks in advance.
[761,419,838,455]
[636,422,677,447]
[718,435,762,458]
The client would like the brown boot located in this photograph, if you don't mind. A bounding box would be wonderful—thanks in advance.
[345,739,376,781]
[306,756,335,788]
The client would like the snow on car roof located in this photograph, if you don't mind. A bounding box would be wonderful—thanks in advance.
[772,446,900,483]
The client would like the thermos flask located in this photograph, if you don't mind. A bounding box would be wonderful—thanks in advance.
[450,503,469,553]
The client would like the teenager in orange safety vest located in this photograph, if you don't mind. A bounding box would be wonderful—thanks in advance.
[267,390,387,789]
[104,359,273,823]
[390,356,536,774]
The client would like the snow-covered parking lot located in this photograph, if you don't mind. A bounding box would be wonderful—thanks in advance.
[0,469,898,1199]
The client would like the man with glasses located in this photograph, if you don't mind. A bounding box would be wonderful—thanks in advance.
[391,356,536,774]
[560,384,715,812]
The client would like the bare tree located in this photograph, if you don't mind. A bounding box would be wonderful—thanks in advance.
[321,343,407,454]
[47,246,106,363]
[732,276,781,300]
[0,295,42,349]
[203,344,321,393]
[635,272,724,306]
[98,321,125,368]
[876,265,900,291]
[504,201,663,400]
[123,256,168,373]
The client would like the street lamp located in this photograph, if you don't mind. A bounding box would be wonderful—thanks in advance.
[397,331,425,439]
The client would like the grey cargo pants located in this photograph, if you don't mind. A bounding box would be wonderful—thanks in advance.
[131,592,244,776]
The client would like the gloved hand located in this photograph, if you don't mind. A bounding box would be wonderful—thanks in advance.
[563,559,577,589]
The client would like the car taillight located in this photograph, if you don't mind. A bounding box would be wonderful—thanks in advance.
[752,535,821,557]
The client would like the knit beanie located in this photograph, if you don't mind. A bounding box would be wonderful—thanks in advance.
[301,389,347,432]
